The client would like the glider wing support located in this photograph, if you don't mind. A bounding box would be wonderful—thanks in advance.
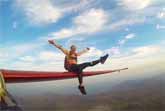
[0,71,19,110]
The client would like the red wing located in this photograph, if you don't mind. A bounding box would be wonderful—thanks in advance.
[0,68,128,83]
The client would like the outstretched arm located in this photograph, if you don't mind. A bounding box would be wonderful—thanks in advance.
[77,48,90,56]
[48,40,69,55]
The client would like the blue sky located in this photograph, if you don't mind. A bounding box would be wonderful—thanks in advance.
[0,0,165,71]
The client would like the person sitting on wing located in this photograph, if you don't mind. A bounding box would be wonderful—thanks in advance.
[48,40,109,95]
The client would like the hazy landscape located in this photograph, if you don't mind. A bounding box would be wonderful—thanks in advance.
[3,71,165,111]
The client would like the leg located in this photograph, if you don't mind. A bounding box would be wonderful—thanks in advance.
[78,59,100,71]
[69,65,83,86]
[78,54,109,70]
[77,70,83,86]
[76,59,100,86]
[77,54,109,85]
[78,53,109,71]
[69,65,86,95]
[76,70,87,95]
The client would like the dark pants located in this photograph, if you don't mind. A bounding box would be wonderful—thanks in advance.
[68,59,100,85]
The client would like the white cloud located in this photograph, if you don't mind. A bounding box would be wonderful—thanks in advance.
[99,44,165,70]
[156,24,165,30]
[0,41,46,64]
[157,12,165,19]
[125,33,135,39]
[2,43,165,71]
[39,51,64,61]
[47,8,109,39]
[104,33,136,56]
[105,47,121,55]
[108,18,145,31]
[15,0,62,25]
[51,29,74,39]
[118,33,135,46]
[73,8,108,33]
[132,45,161,57]
[65,37,88,48]
[14,0,95,26]
[118,0,151,11]
[157,8,165,19]
[58,0,95,13]
[118,40,126,46]
[0,51,9,62]
[20,56,35,62]
[1,49,66,71]
[12,42,45,55]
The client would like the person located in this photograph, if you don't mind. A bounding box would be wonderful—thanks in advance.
[48,40,109,95]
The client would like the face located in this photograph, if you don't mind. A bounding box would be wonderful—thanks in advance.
[70,45,77,52]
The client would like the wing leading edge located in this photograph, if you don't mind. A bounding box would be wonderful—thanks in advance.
[0,68,128,83]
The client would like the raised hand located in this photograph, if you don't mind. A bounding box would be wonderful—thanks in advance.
[48,40,55,45]
[86,47,90,50]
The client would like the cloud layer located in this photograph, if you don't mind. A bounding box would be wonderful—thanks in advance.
[48,8,109,39]
[1,0,164,71]
[15,0,62,25]
[1,41,164,71]
[118,0,151,11]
